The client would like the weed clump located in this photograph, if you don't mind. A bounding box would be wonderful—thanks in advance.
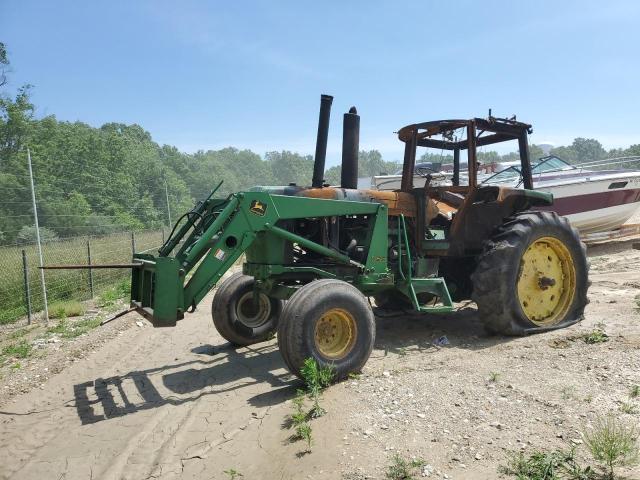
[300,357,333,418]
[583,328,609,345]
[584,415,639,479]
[223,468,242,479]
[286,358,334,454]
[500,448,592,479]
[1,341,32,364]
[385,454,426,480]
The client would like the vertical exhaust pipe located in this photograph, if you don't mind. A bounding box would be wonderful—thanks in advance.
[312,94,333,188]
[341,106,360,189]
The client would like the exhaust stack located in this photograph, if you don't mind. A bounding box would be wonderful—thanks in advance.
[312,94,333,188]
[340,106,360,189]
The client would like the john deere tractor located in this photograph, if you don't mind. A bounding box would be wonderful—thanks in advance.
[130,95,589,380]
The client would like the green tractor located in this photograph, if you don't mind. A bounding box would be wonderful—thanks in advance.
[130,95,589,380]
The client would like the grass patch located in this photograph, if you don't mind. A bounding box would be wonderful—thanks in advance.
[489,371,500,382]
[8,326,36,340]
[630,385,640,399]
[619,402,637,415]
[583,329,609,345]
[47,317,102,339]
[98,279,130,308]
[1,340,32,365]
[49,300,85,319]
[385,454,426,480]
[584,415,639,479]
[499,448,593,479]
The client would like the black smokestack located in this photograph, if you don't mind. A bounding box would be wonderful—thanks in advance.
[341,106,360,189]
[312,94,333,188]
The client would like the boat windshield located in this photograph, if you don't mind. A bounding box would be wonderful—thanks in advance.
[482,166,521,185]
[531,156,574,174]
[482,156,575,185]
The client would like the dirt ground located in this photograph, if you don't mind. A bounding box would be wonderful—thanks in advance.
[1,239,640,480]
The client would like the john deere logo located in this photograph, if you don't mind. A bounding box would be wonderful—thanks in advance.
[250,200,267,216]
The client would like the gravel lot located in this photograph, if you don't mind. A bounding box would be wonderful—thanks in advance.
[0,238,639,480]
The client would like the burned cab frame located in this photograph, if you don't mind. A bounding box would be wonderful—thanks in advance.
[395,117,552,256]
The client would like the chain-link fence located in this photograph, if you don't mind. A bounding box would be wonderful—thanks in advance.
[0,229,165,325]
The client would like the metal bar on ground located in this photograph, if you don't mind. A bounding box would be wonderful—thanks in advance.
[21,249,32,324]
[100,307,136,326]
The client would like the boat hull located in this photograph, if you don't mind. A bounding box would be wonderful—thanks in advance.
[371,173,640,234]
[536,176,640,233]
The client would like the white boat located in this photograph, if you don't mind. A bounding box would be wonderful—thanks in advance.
[372,155,640,234]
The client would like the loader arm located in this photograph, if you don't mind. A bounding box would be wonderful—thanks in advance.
[131,191,387,327]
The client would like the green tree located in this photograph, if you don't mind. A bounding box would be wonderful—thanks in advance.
[572,137,606,163]
[16,225,58,244]
[266,150,314,186]
[0,42,8,87]
[324,165,341,185]
[550,138,605,164]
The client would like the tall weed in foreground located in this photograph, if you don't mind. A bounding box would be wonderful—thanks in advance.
[584,415,639,479]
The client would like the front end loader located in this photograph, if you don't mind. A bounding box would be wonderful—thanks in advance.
[129,95,589,380]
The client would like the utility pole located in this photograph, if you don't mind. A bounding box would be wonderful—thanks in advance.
[164,181,172,227]
[27,147,49,322]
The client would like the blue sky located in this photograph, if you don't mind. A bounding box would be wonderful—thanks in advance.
[2,0,639,166]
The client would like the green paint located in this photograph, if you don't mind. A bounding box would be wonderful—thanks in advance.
[130,189,453,326]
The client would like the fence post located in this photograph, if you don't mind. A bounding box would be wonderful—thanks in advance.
[22,249,32,325]
[161,228,165,244]
[131,232,136,257]
[27,147,49,322]
[87,239,94,299]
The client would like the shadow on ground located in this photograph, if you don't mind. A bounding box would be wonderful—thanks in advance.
[72,306,514,424]
[72,343,297,424]
[373,305,517,356]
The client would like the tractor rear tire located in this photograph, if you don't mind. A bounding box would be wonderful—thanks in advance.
[471,211,589,335]
[277,279,375,381]
[212,272,283,346]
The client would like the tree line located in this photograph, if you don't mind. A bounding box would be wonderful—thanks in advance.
[1,42,638,244]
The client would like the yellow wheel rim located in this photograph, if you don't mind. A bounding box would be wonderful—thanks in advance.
[517,236,576,326]
[314,308,357,360]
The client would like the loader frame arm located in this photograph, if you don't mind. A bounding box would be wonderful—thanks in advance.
[131,191,389,326]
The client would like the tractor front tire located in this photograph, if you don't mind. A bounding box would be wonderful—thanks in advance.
[212,272,283,346]
[277,279,375,381]
[471,211,589,335]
